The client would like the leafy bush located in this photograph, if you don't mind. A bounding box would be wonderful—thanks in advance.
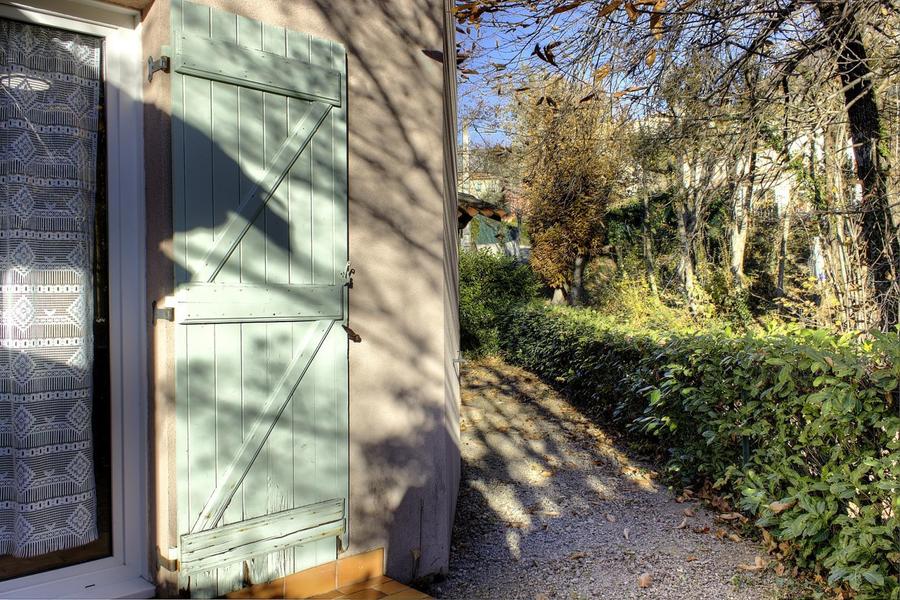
[500,304,900,598]
[459,249,537,356]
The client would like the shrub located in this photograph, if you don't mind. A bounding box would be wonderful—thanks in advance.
[500,304,900,598]
[459,249,537,356]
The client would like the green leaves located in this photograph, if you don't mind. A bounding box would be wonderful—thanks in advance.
[500,304,900,597]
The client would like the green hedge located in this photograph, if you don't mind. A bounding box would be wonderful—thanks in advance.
[459,250,537,356]
[500,304,900,598]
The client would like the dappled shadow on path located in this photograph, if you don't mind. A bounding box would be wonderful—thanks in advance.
[427,358,788,600]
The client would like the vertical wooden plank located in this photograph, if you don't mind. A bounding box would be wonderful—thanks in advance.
[206,16,243,595]
[291,321,318,572]
[240,322,269,584]
[331,41,349,280]
[213,323,243,596]
[262,21,293,580]
[181,6,213,280]
[172,0,188,287]
[236,16,265,288]
[262,25,290,285]
[315,42,349,563]
[172,2,191,593]
[331,41,350,556]
[236,16,271,585]
[209,9,241,286]
[178,2,216,596]
[286,32,313,285]
[310,326,338,565]
[264,323,294,579]
[310,36,335,286]
[187,324,217,597]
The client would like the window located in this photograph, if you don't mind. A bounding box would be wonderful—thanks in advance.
[0,2,149,597]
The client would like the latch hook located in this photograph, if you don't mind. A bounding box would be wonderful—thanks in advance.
[340,261,355,288]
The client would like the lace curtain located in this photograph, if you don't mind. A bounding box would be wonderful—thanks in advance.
[0,18,101,557]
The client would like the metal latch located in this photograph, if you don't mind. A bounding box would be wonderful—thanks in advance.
[340,261,355,289]
[147,55,170,82]
[343,324,362,343]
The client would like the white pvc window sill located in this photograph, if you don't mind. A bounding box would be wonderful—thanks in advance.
[3,565,155,599]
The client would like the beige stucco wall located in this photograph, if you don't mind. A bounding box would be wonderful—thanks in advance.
[128,0,460,592]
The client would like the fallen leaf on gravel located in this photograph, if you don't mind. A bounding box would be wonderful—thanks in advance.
[686,555,698,562]
[727,533,742,543]
[714,528,727,539]
[737,556,768,572]
[623,527,630,540]
[540,470,554,478]
[682,508,695,517]
[605,513,617,523]
[693,525,710,534]
[569,551,588,560]
[675,517,688,529]
[768,499,796,514]
[717,512,744,521]
[638,573,652,588]
[775,562,786,576]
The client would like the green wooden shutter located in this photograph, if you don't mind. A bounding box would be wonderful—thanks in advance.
[169,1,349,596]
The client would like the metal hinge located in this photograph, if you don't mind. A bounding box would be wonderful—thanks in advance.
[147,55,170,82]
[157,546,179,572]
[152,300,175,324]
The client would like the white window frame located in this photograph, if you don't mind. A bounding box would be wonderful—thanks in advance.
[0,1,151,598]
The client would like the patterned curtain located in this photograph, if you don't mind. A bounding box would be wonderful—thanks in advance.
[0,19,101,557]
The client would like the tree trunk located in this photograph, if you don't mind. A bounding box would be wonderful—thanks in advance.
[675,194,699,313]
[773,179,792,297]
[570,253,587,306]
[551,287,568,305]
[776,212,791,296]
[819,0,900,329]
[821,121,871,330]
[730,147,756,290]
[641,194,658,296]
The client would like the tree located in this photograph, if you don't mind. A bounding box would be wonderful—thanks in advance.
[456,0,900,329]
[514,78,628,305]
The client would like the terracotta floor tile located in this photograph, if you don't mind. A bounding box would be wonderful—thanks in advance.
[337,579,378,595]
[337,548,384,587]
[382,590,429,600]
[369,581,408,594]
[309,591,344,599]
[340,589,387,600]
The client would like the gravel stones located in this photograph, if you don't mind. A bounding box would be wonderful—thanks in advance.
[427,358,793,600]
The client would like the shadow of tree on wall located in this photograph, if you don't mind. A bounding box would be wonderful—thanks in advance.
[141,1,458,597]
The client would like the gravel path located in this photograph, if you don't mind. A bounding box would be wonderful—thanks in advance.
[428,358,796,600]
